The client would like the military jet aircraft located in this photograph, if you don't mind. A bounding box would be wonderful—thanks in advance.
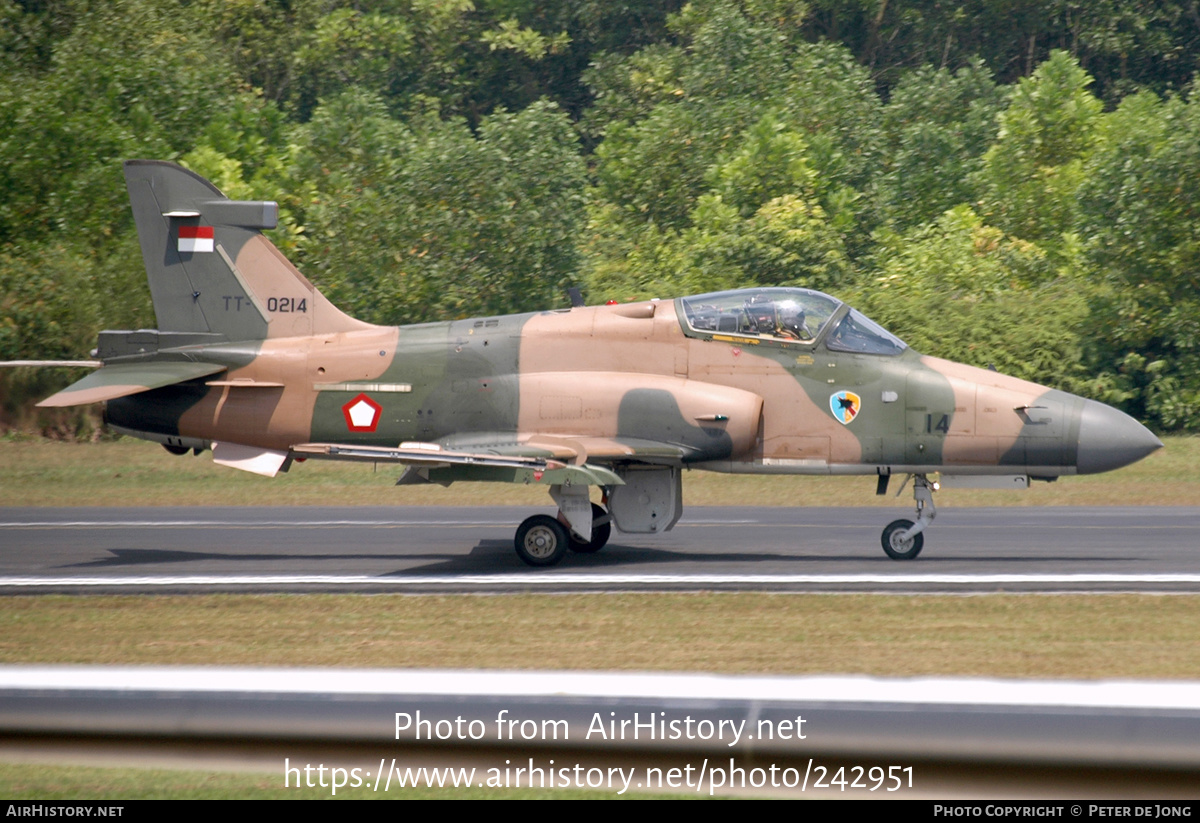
[36,160,1162,566]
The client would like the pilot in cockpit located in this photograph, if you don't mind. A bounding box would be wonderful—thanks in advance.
[744,294,808,340]
[777,301,808,339]
[744,294,777,335]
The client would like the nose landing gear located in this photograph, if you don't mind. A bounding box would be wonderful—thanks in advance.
[881,474,937,560]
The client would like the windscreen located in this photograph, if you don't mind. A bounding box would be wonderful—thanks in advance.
[824,309,907,355]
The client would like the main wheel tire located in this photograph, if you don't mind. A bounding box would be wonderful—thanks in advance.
[569,503,612,554]
[881,518,924,560]
[515,515,570,567]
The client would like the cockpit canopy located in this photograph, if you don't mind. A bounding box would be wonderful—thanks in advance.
[678,287,906,356]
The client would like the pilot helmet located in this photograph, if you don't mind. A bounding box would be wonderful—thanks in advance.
[778,301,806,338]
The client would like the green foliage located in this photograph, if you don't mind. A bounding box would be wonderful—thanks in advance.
[579,44,686,144]
[1076,90,1200,429]
[0,0,235,247]
[190,0,475,122]
[481,18,570,60]
[1079,92,1200,302]
[708,193,853,292]
[975,51,1101,246]
[187,0,310,109]
[587,3,796,227]
[0,243,99,361]
[803,0,1200,103]
[879,61,1004,231]
[588,0,882,261]
[292,7,416,114]
[855,207,1090,391]
[595,103,724,231]
[286,93,586,324]
[710,114,819,218]
[582,189,851,303]
[9,0,1200,434]
[192,90,291,183]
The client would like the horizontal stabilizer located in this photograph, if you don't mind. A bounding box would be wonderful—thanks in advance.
[37,361,226,407]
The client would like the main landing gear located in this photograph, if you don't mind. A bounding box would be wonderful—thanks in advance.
[514,499,612,567]
[881,474,937,560]
[568,503,612,554]
[514,515,570,567]
[512,468,679,567]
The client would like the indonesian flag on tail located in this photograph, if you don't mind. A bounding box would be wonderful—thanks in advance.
[178,225,214,253]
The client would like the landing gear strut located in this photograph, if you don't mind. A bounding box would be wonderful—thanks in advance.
[512,468,680,567]
[881,474,937,560]
[568,503,612,554]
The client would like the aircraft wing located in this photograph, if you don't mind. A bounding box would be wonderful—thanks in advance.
[292,441,572,469]
[289,434,693,487]
[494,435,692,463]
[291,441,622,487]
[36,362,227,407]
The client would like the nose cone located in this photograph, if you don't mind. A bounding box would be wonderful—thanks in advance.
[1076,399,1163,474]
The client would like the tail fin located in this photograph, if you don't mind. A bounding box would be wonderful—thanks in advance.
[124,160,372,341]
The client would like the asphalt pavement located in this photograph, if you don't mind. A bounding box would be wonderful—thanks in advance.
[2,505,1198,593]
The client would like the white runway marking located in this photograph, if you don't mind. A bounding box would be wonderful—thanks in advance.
[0,518,760,528]
[4,573,1200,588]
[0,520,503,528]
[0,517,1188,529]
[3,666,1199,710]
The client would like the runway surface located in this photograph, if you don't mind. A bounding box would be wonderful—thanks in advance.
[2,506,1199,593]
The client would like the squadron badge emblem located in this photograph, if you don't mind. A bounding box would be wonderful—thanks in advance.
[830,390,861,425]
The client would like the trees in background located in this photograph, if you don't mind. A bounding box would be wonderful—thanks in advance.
[4,0,1200,431]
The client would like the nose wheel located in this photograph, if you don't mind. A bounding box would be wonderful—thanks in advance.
[881,474,937,560]
[882,518,923,560]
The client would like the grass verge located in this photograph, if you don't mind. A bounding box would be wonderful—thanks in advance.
[4,593,1200,679]
[0,762,637,800]
[4,592,1197,798]
[1,434,1197,507]
[3,436,1195,798]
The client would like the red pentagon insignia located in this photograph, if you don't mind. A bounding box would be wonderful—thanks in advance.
[342,393,382,433]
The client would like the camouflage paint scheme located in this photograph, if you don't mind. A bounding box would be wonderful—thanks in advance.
[40,161,1162,565]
